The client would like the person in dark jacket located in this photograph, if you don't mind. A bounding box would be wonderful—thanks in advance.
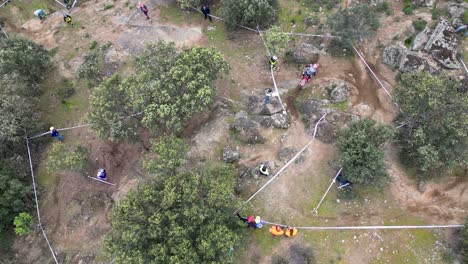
[201,5,212,22]
[138,2,150,20]
[50,127,63,142]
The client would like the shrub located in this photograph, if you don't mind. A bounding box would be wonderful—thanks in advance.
[337,119,394,185]
[263,26,291,55]
[220,0,279,30]
[461,219,468,262]
[271,255,289,264]
[143,135,188,175]
[327,38,354,57]
[402,0,414,15]
[289,244,316,264]
[395,72,467,178]
[328,4,380,47]
[14,213,33,235]
[76,42,112,86]
[47,143,89,173]
[412,19,427,31]
[374,1,392,15]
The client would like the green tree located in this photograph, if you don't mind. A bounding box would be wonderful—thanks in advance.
[395,72,468,177]
[47,143,89,173]
[328,5,379,52]
[176,0,200,9]
[221,0,279,30]
[461,219,468,262]
[143,135,189,175]
[263,26,290,56]
[105,162,244,264]
[89,42,229,141]
[76,42,112,86]
[0,164,31,234]
[14,212,33,235]
[0,36,50,84]
[337,119,394,185]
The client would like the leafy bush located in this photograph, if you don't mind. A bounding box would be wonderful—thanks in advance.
[105,162,244,263]
[327,38,354,57]
[328,4,380,47]
[76,42,112,86]
[0,164,31,235]
[395,72,467,178]
[143,135,188,175]
[47,143,89,173]
[289,244,316,264]
[461,219,468,262]
[402,0,414,15]
[337,119,394,185]
[412,19,427,31]
[263,26,291,55]
[220,0,279,30]
[271,255,289,264]
[89,42,229,141]
[14,213,33,235]
[177,0,200,9]
[0,36,50,84]
[373,1,392,15]
[103,4,114,10]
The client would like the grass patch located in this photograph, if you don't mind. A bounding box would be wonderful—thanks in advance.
[252,229,282,254]
[0,0,55,24]
[159,5,190,24]
[205,26,226,43]
[103,4,114,10]
[326,100,349,112]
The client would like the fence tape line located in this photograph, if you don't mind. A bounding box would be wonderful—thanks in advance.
[53,0,67,8]
[87,176,116,186]
[261,220,463,230]
[234,113,327,213]
[284,32,338,38]
[460,58,468,75]
[0,0,10,8]
[312,168,342,214]
[270,67,287,114]
[0,23,8,38]
[27,123,92,140]
[72,0,78,8]
[26,138,59,263]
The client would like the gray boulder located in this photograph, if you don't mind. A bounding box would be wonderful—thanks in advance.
[369,0,385,5]
[424,19,460,69]
[291,43,321,64]
[382,46,404,67]
[297,99,358,143]
[448,2,468,20]
[271,113,290,129]
[246,92,283,116]
[327,81,350,103]
[399,52,437,73]
[412,0,435,7]
[411,27,431,51]
[222,146,240,163]
[231,111,266,144]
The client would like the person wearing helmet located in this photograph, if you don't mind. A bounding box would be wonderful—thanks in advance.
[63,14,73,27]
[269,56,278,69]
[304,63,319,78]
[285,226,298,237]
[138,2,150,20]
[34,9,46,20]
[50,127,63,142]
[201,4,212,22]
[97,168,107,180]
[269,225,284,236]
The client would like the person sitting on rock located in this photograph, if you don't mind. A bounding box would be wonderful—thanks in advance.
[269,225,284,236]
[97,168,107,181]
[285,226,298,237]
[336,173,351,189]
[259,163,270,176]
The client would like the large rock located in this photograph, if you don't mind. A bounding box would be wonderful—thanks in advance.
[412,0,435,7]
[411,27,431,51]
[382,46,404,67]
[231,111,266,144]
[298,99,359,143]
[448,2,468,20]
[271,113,290,129]
[328,81,350,103]
[247,92,283,116]
[399,52,436,73]
[291,43,321,64]
[351,103,375,118]
[424,19,460,69]
[222,146,240,163]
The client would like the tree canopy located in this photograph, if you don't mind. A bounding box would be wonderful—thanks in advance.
[337,119,394,185]
[14,212,33,235]
[105,162,244,264]
[221,0,279,30]
[143,135,189,175]
[263,26,291,56]
[89,42,229,141]
[328,4,379,48]
[395,72,468,177]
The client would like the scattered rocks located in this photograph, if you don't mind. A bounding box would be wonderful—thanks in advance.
[290,43,321,64]
[411,27,431,51]
[351,103,375,118]
[448,2,468,21]
[222,145,240,163]
[412,0,435,7]
[399,51,436,73]
[424,19,460,69]
[231,110,266,144]
[382,46,404,67]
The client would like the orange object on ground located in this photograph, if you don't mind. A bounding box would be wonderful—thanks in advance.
[285,227,298,237]
[269,225,284,236]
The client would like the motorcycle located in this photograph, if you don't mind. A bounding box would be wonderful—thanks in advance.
[298,64,319,89]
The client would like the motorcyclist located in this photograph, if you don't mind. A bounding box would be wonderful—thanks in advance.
[303,63,319,79]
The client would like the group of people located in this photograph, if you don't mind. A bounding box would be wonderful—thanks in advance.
[235,212,298,237]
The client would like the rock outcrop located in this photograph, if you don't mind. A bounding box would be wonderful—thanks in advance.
[382,46,404,67]
[411,27,431,51]
[291,43,321,64]
[222,145,240,163]
[424,19,460,69]
[399,51,436,73]
[231,111,266,144]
